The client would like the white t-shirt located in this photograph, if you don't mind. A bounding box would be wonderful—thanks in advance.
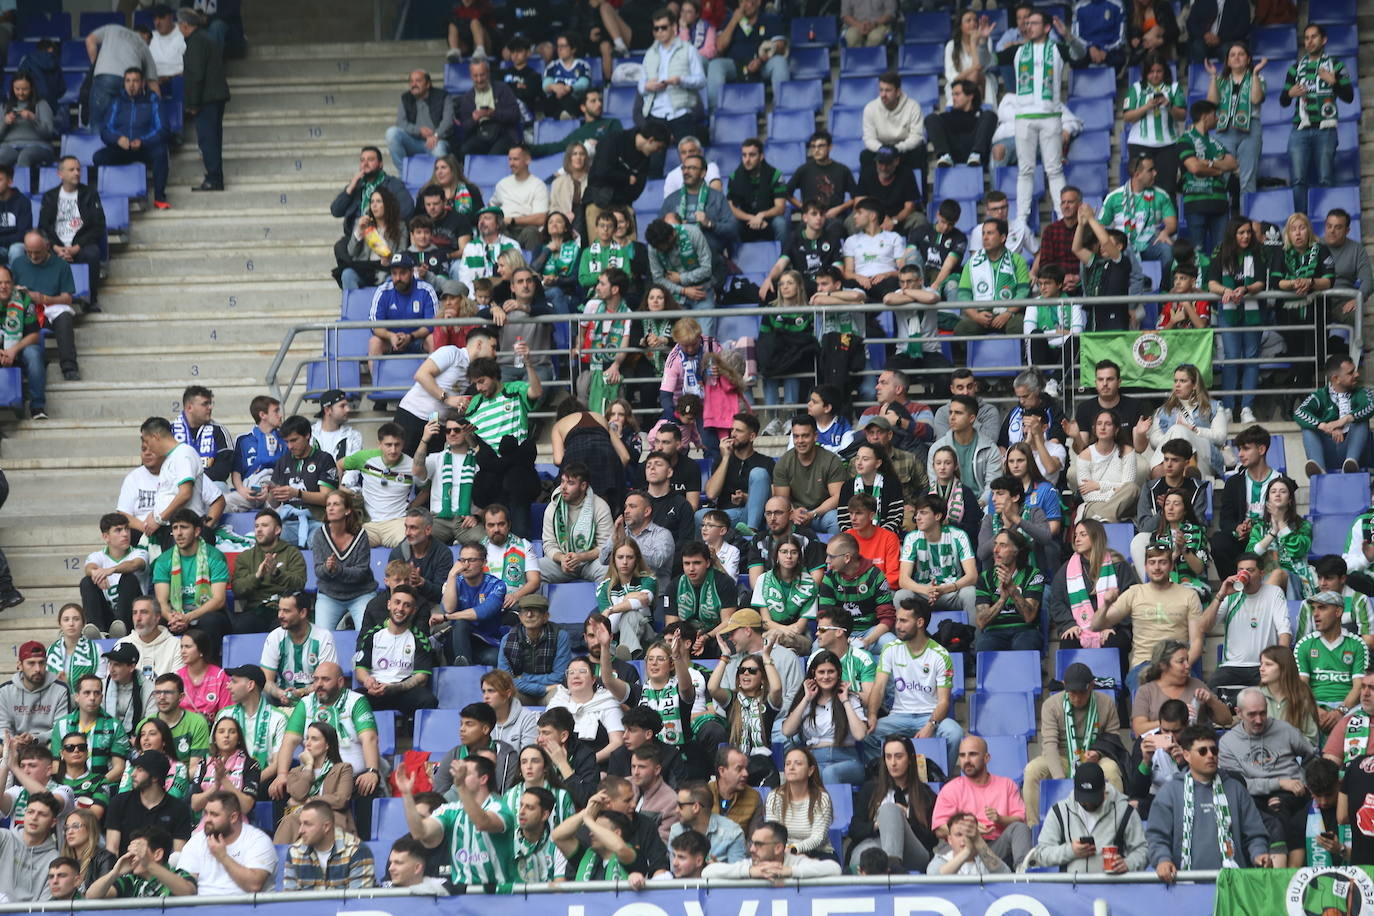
[1218,583,1292,668]
[259,624,338,689]
[490,174,550,220]
[154,443,208,518]
[119,465,216,521]
[365,628,425,684]
[398,345,469,419]
[842,231,905,277]
[55,189,81,247]
[662,161,720,200]
[149,28,185,77]
[878,639,953,717]
[796,694,866,748]
[178,823,278,896]
[85,546,152,601]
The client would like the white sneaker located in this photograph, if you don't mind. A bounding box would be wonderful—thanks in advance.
[1240,407,1257,423]
[935,154,953,167]
[762,417,786,437]
[470,45,487,61]
[613,37,629,55]
[967,152,982,167]
[108,621,128,639]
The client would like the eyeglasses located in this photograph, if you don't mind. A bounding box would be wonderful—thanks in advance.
[444,426,463,434]
[676,799,696,807]
[1193,745,1218,756]
[62,745,87,752]
[151,689,179,697]
[815,625,844,633]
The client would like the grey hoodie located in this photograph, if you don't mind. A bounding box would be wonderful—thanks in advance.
[1218,716,1315,797]
[1032,783,1149,873]
[927,429,1004,497]
[1145,772,1270,868]
[0,669,69,743]
[0,826,56,901]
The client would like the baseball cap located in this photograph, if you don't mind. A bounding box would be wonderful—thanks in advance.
[315,389,347,417]
[875,145,899,164]
[1062,662,1095,692]
[102,643,139,665]
[718,609,763,634]
[1073,761,1106,807]
[225,665,266,689]
[17,641,44,661]
[857,414,892,431]
[387,251,416,269]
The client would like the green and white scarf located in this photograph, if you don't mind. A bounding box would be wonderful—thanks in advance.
[1180,772,1236,869]
[676,573,724,629]
[551,488,597,553]
[436,449,476,520]
[1,294,28,349]
[1033,297,1072,332]
[759,572,817,626]
[932,482,966,526]
[853,473,885,499]
[910,527,962,582]
[1063,691,1098,777]
[575,847,628,881]
[965,250,1021,308]
[545,240,580,279]
[359,170,389,209]
[1015,39,1057,103]
[736,694,768,754]
[1343,712,1370,764]
[309,759,334,796]
[47,637,98,694]
[1065,553,1112,650]
[675,183,710,223]
[224,700,276,767]
[673,225,700,271]
[585,299,632,369]
[168,539,213,611]
[1216,72,1256,132]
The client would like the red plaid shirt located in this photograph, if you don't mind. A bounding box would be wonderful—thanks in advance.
[1039,218,1080,277]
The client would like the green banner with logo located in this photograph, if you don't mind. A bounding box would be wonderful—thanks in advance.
[1079,329,1214,389]
[1215,865,1374,916]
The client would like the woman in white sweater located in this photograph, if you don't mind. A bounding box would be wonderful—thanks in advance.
[763,747,835,858]
[1076,408,1140,523]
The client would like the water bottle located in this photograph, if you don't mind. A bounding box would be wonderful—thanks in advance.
[808,25,815,40]
[514,335,525,369]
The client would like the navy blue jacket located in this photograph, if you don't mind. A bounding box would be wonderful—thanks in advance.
[101,90,166,146]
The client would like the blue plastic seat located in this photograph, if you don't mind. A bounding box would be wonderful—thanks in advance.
[1260,121,1292,159]
[533,118,578,146]
[897,43,944,75]
[5,41,34,69]
[0,368,23,409]
[19,11,70,39]
[79,12,123,35]
[1268,434,1288,475]
[775,79,823,113]
[372,796,409,840]
[1312,473,1368,517]
[765,140,805,177]
[719,81,765,114]
[1054,648,1122,689]
[1311,514,1356,559]
[789,46,830,82]
[1039,778,1074,821]
[1287,599,1304,635]
[373,709,396,755]
[342,287,377,321]
[975,650,1043,696]
[1066,130,1110,164]
[983,735,1030,785]
[1250,25,1296,57]
[465,154,508,188]
[433,665,491,707]
[60,133,103,167]
[1309,186,1361,223]
[934,164,983,200]
[307,357,362,400]
[790,16,838,46]
[734,241,780,278]
[929,609,968,631]
[1309,0,1355,23]
[840,46,886,77]
[994,164,1044,200]
[831,138,863,172]
[223,633,268,670]
[911,738,947,769]
[969,692,1037,739]
[548,581,598,625]
[529,153,562,183]
[833,76,873,109]
[1074,98,1115,133]
[768,108,815,143]
[1324,31,1357,57]
[604,85,637,120]
[828,106,865,139]
[1242,188,1292,227]
[717,313,761,342]
[1063,161,1108,197]
[968,338,1022,378]
[1070,67,1116,98]
[710,111,757,146]
[97,163,147,199]
[904,11,951,41]
[367,356,425,401]
[825,783,854,853]
[903,74,940,111]
[1102,522,1134,560]
[414,708,461,752]
[402,155,436,189]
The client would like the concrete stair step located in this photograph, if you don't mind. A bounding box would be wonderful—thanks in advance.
[45,348,300,386]
[0,590,95,625]
[95,280,340,313]
[74,310,325,347]
[0,630,72,664]
[102,248,335,280]
[231,56,444,82]
[238,40,446,61]
[159,184,340,210]
[27,379,265,421]
[223,85,397,112]
[165,152,376,181]
[2,468,131,516]
[125,215,336,246]
[216,119,391,146]
[196,139,395,158]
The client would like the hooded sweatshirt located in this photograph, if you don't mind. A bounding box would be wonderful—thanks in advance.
[1218,716,1315,796]
[1033,783,1149,873]
[0,669,69,742]
[116,627,182,682]
[861,93,926,153]
[0,828,56,901]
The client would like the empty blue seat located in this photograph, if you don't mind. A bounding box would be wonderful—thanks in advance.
[70,263,90,300]
[97,163,147,198]
[367,356,424,401]
[710,112,757,146]
[1071,67,1116,98]
[971,692,1037,740]
[223,634,268,670]
[1054,648,1122,688]
[604,85,637,120]
[903,73,939,111]
[1309,186,1360,221]
[1251,25,1296,57]
[789,46,830,82]
[79,12,123,35]
[983,735,1030,785]
[1311,513,1356,559]
[443,61,474,94]
[831,138,863,171]
[60,133,103,166]
[768,108,815,143]
[1309,0,1355,23]
[434,665,491,707]
[826,783,854,853]
[1312,473,1368,517]
[790,16,837,46]
[775,79,823,113]
[840,46,886,77]
[1102,522,1134,560]
[0,368,21,409]
[898,43,944,75]
[1074,98,1115,133]
[765,140,805,177]
[934,164,983,200]
[529,153,562,183]
[548,581,597,625]
[904,11,951,41]
[976,650,1043,696]
[373,709,396,755]
[982,8,1009,38]
[716,314,761,342]
[719,81,765,114]
[1066,130,1110,164]
[734,241,779,278]
[20,11,70,39]
[307,358,362,401]
[833,76,873,109]
[1242,188,1292,227]
[533,118,578,146]
[828,106,865,138]
[1039,778,1074,821]
[1267,435,1288,475]
[968,338,1022,377]
[414,708,461,752]
[1324,31,1357,57]
[911,738,947,770]
[5,41,34,69]
[342,287,377,321]
[466,154,508,187]
[1063,161,1108,197]
[1260,121,1292,158]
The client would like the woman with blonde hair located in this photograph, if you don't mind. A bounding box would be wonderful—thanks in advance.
[549,143,590,230]
[1273,211,1336,370]
[660,317,720,422]
[482,668,540,749]
[1046,519,1138,665]
[1147,364,1227,478]
[428,154,480,214]
[59,808,115,892]
[595,537,657,655]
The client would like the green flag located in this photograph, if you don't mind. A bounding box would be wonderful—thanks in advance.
[1215,866,1374,916]
[1079,329,1214,389]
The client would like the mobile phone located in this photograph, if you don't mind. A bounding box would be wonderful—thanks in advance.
[1078,836,1095,846]
[1323,831,1336,840]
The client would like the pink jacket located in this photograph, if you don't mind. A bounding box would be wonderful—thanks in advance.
[704,373,745,430]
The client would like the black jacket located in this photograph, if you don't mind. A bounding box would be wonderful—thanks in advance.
[560,734,602,808]
[181,27,230,107]
[39,183,105,252]
[848,777,940,866]
[606,739,686,788]
[587,129,651,208]
[1185,0,1251,46]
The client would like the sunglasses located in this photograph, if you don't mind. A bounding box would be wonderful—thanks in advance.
[739,667,762,675]
[1192,745,1218,756]
[444,426,463,434]
[653,23,673,30]
[62,744,87,752]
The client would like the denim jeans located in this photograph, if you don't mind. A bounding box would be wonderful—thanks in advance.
[16,342,42,412]
[1185,209,1228,260]
[385,127,451,171]
[975,626,1043,652]
[1288,126,1337,214]
[543,285,576,315]
[706,56,790,111]
[315,592,372,631]
[89,74,122,133]
[1220,324,1261,411]
[761,376,803,413]
[446,619,500,667]
[810,745,865,785]
[1217,124,1261,194]
[864,712,964,771]
[799,509,840,536]
[689,287,718,337]
[1302,424,1369,471]
[93,142,170,201]
[695,465,771,532]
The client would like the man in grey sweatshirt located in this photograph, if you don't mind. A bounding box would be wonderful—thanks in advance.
[1219,687,1317,863]
[1147,725,1272,881]
[1323,209,1374,349]
[0,643,70,743]
[0,789,60,900]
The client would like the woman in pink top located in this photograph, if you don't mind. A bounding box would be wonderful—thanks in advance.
[176,629,231,718]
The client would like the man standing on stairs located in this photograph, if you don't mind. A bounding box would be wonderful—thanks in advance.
[331,147,413,236]
[38,157,104,307]
[92,67,171,211]
[85,24,159,135]
[179,9,229,193]
[172,385,233,497]
[11,231,79,382]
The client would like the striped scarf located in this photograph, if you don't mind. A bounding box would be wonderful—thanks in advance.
[1065,553,1113,649]
[1181,772,1236,869]
[552,489,597,553]
[168,540,212,611]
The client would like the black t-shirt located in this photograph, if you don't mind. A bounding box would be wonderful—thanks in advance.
[501,64,542,114]
[1343,755,1374,865]
[746,529,825,574]
[649,490,696,544]
[106,790,194,854]
[499,0,567,43]
[430,208,473,255]
[783,225,844,283]
[270,445,341,507]
[1085,254,1132,331]
[907,223,969,285]
[633,453,702,496]
[718,451,776,503]
[1074,394,1144,436]
[786,160,857,212]
[855,167,920,220]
